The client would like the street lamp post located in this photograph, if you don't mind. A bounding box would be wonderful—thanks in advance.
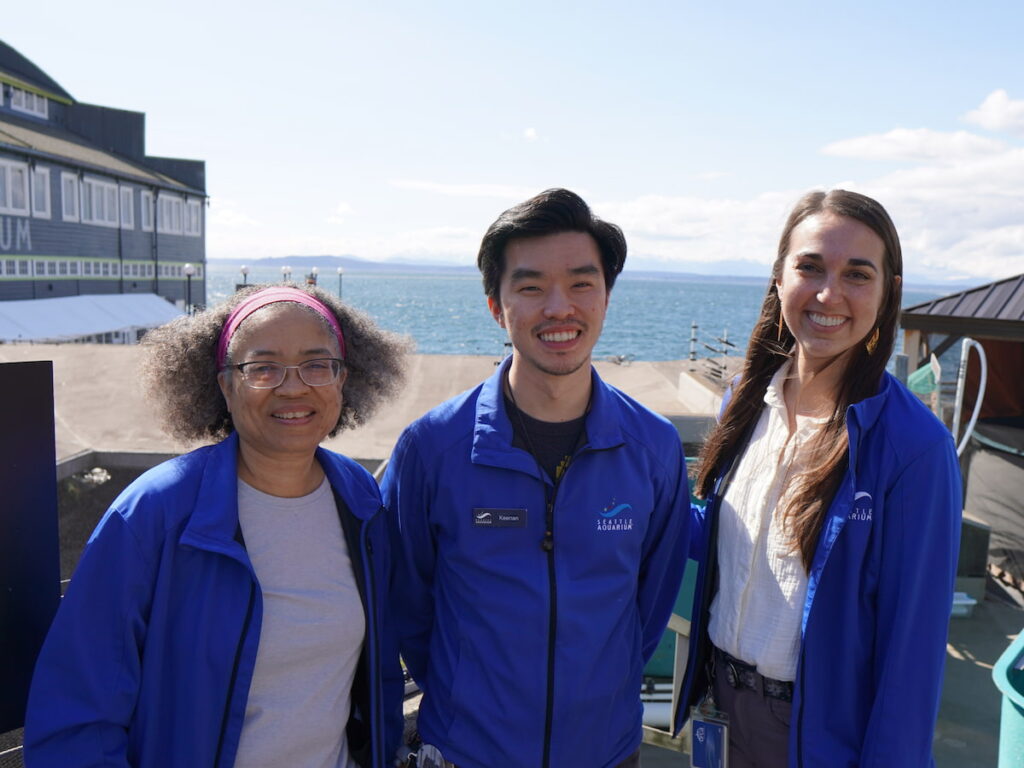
[183,263,195,314]
[240,265,249,285]
[337,266,344,299]
[308,266,319,286]
[281,265,292,283]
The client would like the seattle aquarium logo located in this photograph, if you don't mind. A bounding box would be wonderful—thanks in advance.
[597,498,634,532]
[850,491,873,523]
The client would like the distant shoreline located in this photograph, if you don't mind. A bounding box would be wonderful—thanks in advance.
[205,257,970,292]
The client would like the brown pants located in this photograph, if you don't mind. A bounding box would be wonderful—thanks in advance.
[712,667,791,768]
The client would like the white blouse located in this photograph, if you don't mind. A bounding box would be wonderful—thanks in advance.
[707,360,826,681]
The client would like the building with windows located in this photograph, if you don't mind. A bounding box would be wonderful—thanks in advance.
[0,40,205,325]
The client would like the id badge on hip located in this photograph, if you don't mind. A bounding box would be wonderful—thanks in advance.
[690,705,729,768]
[414,744,455,768]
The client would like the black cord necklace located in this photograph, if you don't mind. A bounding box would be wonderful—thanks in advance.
[503,366,591,551]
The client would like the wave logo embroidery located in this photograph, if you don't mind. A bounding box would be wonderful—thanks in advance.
[850,491,873,522]
[474,510,493,524]
[597,499,634,531]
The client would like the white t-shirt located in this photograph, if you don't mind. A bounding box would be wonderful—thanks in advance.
[234,477,366,768]
[708,360,824,681]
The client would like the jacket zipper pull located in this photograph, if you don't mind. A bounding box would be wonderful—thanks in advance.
[541,502,554,552]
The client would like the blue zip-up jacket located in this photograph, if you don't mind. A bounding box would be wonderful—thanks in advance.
[675,373,962,767]
[24,433,403,768]
[382,357,690,768]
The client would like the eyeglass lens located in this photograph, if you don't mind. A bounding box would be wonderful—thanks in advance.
[240,359,342,388]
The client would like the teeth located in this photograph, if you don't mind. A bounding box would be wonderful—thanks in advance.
[540,331,579,342]
[275,411,311,420]
[809,313,845,327]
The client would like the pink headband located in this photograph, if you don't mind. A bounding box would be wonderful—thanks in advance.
[216,287,346,368]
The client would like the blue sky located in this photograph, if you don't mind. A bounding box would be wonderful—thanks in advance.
[7,1,1024,283]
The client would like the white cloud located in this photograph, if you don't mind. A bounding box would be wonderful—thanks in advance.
[523,127,539,141]
[389,179,538,199]
[599,191,794,270]
[207,197,261,229]
[821,128,1007,164]
[326,201,355,225]
[964,89,1024,137]
[595,120,1024,282]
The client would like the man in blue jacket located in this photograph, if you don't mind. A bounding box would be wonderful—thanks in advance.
[382,188,690,768]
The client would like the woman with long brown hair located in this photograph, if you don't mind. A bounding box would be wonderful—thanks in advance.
[675,190,961,767]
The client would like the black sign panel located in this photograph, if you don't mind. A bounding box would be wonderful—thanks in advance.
[0,360,60,732]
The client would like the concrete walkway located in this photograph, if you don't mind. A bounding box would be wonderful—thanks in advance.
[0,346,733,471]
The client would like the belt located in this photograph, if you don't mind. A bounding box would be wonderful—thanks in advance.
[713,646,794,702]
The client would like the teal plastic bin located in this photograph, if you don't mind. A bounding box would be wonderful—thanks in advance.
[993,628,1024,768]
[644,457,703,678]
[643,558,698,677]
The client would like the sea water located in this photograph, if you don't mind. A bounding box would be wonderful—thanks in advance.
[205,264,941,362]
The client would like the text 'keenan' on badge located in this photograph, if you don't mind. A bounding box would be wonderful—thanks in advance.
[472,508,527,527]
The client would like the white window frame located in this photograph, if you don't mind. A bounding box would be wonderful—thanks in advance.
[184,198,203,236]
[120,186,134,229]
[61,172,80,221]
[157,193,185,235]
[10,87,48,119]
[0,159,30,216]
[140,190,154,231]
[31,167,51,219]
[81,176,120,228]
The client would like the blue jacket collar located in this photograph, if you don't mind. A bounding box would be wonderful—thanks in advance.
[179,432,243,553]
[471,355,625,474]
[180,431,378,553]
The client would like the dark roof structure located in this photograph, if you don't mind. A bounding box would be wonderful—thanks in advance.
[902,274,1024,341]
[0,40,73,102]
[0,38,205,195]
[0,113,201,193]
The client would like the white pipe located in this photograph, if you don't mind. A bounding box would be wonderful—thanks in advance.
[951,338,988,457]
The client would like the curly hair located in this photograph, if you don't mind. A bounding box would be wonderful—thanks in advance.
[140,283,411,442]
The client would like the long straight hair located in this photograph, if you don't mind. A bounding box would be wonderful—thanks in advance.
[696,189,904,570]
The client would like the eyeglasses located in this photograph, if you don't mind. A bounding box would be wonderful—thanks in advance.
[226,358,345,389]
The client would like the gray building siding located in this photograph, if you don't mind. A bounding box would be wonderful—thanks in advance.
[1,41,206,310]
[0,153,206,306]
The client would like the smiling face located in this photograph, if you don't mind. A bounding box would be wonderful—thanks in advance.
[487,231,609,384]
[217,303,346,463]
[776,212,896,371]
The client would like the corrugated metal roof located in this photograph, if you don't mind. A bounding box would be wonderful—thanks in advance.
[0,117,199,193]
[902,274,1024,340]
[0,293,182,342]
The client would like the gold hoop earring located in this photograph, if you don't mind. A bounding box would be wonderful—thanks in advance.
[865,328,880,355]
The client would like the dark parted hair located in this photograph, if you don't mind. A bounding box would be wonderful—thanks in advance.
[696,189,904,570]
[140,283,411,443]
[476,188,627,303]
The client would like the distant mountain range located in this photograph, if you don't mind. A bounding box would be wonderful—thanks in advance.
[208,254,474,275]
[206,254,982,291]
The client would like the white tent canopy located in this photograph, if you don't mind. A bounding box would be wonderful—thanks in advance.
[0,294,183,343]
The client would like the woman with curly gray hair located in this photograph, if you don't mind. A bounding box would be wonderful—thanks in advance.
[26,284,409,768]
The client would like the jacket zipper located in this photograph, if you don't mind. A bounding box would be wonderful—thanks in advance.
[541,479,558,768]
[364,517,383,768]
[796,643,806,767]
[214,578,257,768]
